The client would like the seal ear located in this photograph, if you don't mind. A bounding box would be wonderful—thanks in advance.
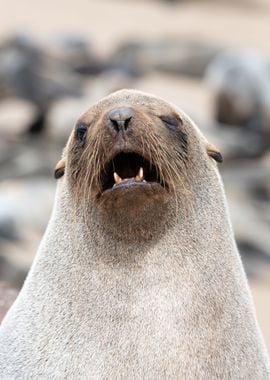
[206,143,223,163]
[54,158,66,179]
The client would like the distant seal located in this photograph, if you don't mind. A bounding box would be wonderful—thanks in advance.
[0,90,269,379]
[206,50,270,134]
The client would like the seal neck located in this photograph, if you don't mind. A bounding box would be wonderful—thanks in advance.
[31,171,235,275]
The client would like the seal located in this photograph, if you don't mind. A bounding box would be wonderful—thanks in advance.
[206,50,270,133]
[0,90,269,379]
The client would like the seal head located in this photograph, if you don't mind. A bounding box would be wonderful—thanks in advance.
[56,89,222,240]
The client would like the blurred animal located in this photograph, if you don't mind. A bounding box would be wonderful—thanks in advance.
[206,50,270,136]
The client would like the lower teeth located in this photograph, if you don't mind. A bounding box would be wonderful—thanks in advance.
[112,177,147,188]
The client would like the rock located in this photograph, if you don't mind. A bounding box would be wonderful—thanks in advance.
[206,50,270,144]
[229,193,270,260]
[0,34,83,133]
[0,179,55,237]
[0,282,19,322]
[221,162,270,278]
[0,217,17,241]
[205,122,269,160]
[0,254,28,290]
[111,39,220,78]
[238,242,270,279]
[0,179,56,288]
[47,35,106,75]
[0,98,38,138]
[0,137,61,179]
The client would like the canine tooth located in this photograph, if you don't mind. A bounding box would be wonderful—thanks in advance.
[136,167,144,181]
[114,172,122,184]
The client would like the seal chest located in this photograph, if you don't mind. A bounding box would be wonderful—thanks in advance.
[0,89,269,379]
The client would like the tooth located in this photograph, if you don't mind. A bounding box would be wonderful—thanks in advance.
[136,167,144,181]
[114,172,122,184]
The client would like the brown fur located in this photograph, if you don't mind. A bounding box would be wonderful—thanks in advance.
[0,89,269,379]
[60,91,199,241]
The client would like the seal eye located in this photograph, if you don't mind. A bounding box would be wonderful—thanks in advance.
[75,123,88,143]
[160,116,182,131]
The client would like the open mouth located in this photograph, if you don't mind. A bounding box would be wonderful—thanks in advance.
[100,152,164,193]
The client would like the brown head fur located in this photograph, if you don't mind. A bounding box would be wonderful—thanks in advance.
[55,89,221,241]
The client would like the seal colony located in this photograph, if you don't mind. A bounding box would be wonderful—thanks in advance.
[0,90,269,379]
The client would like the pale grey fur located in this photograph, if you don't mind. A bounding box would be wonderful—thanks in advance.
[0,90,269,379]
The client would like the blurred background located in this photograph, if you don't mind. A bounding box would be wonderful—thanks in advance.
[0,0,269,351]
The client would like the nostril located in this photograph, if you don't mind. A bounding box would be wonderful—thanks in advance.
[108,107,133,132]
[111,119,120,131]
[124,117,132,130]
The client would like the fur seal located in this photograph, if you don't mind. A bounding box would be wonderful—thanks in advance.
[0,89,269,379]
[206,50,270,133]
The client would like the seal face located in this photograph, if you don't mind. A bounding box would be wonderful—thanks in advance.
[56,90,222,239]
[67,91,189,213]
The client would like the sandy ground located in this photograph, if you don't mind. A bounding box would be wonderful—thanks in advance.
[0,0,269,353]
[0,0,270,57]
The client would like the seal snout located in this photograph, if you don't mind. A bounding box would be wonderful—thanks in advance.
[108,107,134,133]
